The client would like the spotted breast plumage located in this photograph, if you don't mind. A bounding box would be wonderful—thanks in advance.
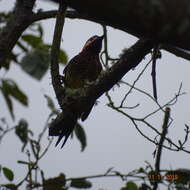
[49,35,104,148]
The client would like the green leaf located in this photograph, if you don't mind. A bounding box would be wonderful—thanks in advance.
[1,79,28,119]
[74,123,87,152]
[70,178,92,189]
[15,119,28,144]
[120,187,128,190]
[125,181,139,190]
[20,49,50,80]
[43,173,66,190]
[21,34,43,48]
[1,86,14,119]
[2,167,14,181]
[44,94,59,115]
[58,49,68,64]
[2,184,17,190]
[2,79,28,106]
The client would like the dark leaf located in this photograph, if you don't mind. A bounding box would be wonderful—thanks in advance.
[2,184,17,190]
[0,87,14,119]
[71,178,92,189]
[2,167,14,181]
[74,123,87,151]
[15,119,28,144]
[125,181,139,190]
[44,94,59,115]
[21,34,43,48]
[43,173,66,190]
[0,79,28,119]
[138,167,145,173]
[15,119,33,152]
[2,79,28,106]
[20,49,50,80]
[120,188,128,190]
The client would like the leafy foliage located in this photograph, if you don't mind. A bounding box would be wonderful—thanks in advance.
[2,167,14,181]
[19,38,68,80]
[70,178,92,189]
[0,79,28,119]
[20,48,50,80]
[15,119,33,151]
[43,173,66,190]
[44,94,59,115]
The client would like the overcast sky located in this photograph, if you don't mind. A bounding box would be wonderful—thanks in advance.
[1,1,190,189]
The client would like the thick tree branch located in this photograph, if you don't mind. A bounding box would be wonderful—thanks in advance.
[0,0,189,68]
[0,0,36,67]
[66,0,190,50]
[50,1,67,106]
[33,9,190,61]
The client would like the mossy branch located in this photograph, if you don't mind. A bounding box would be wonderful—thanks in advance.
[50,1,67,106]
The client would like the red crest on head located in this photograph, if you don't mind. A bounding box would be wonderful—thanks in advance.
[82,35,100,51]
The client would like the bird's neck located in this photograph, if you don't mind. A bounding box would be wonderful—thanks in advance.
[80,49,100,56]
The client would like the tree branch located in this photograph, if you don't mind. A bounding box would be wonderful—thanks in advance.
[153,107,170,190]
[0,0,36,67]
[33,9,190,61]
[50,1,67,106]
[66,0,190,50]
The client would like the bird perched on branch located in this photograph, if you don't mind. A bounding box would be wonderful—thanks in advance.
[49,35,104,148]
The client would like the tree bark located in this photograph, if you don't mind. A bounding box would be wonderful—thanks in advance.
[66,0,190,50]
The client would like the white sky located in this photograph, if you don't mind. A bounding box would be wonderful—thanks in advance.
[0,0,190,189]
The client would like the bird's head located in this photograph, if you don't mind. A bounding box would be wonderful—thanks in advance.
[82,35,104,54]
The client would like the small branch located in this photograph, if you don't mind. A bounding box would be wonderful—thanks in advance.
[151,45,159,101]
[50,1,67,105]
[153,107,170,190]
[66,172,146,182]
[162,44,190,61]
[120,58,152,108]
[101,25,109,67]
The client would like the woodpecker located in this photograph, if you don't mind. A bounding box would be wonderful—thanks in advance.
[50,35,104,148]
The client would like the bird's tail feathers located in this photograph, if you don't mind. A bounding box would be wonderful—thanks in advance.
[49,113,77,148]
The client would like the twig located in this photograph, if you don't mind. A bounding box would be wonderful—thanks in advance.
[151,45,159,101]
[153,107,170,190]
[101,25,109,68]
[120,58,152,108]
